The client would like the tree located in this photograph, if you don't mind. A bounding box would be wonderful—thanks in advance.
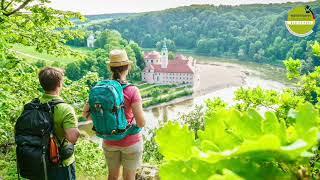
[156,39,176,51]
[129,41,145,70]
[89,2,320,64]
[0,0,85,59]
[141,34,155,48]
[65,62,83,81]
[168,51,175,59]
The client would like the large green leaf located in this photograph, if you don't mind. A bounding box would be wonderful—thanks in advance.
[157,103,319,179]
[208,169,244,180]
[294,103,318,138]
[155,122,195,161]
[198,109,241,151]
[159,159,215,180]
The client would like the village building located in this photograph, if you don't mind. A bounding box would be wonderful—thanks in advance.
[87,34,96,48]
[142,44,198,85]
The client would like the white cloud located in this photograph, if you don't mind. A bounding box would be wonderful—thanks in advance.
[48,0,316,15]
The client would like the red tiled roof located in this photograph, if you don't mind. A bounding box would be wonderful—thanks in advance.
[149,60,194,73]
[144,51,160,59]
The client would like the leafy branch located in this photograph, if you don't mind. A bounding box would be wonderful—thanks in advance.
[2,0,32,16]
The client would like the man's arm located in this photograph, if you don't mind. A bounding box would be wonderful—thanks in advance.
[65,128,80,144]
[62,105,80,144]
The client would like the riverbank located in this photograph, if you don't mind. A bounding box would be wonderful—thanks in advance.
[144,62,248,110]
[79,59,286,139]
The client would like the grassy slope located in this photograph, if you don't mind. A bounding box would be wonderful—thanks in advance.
[12,44,94,64]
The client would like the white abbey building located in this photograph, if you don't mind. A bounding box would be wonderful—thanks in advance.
[142,44,198,85]
[87,34,96,48]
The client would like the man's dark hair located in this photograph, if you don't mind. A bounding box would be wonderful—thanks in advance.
[38,67,64,92]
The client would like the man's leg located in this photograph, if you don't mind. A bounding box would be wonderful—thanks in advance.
[48,164,70,180]
[67,162,76,180]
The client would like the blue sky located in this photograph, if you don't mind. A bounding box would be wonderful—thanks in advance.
[49,0,316,15]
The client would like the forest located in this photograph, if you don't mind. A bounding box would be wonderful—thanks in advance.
[85,2,320,67]
[1,0,320,179]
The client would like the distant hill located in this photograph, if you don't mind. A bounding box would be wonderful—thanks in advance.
[85,13,135,21]
[73,13,135,26]
[85,2,320,64]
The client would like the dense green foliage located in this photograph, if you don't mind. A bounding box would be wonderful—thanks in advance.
[87,2,320,64]
[234,42,320,121]
[0,137,106,180]
[0,0,84,59]
[2,0,320,179]
[0,2,110,178]
[148,41,320,179]
[143,89,193,108]
[0,57,105,179]
[75,138,107,179]
[0,146,19,180]
[143,129,164,164]
[155,103,319,179]
[65,30,145,81]
[140,84,176,98]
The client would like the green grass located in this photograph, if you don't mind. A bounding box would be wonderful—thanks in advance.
[137,83,154,90]
[11,44,93,65]
[141,84,192,107]
[143,89,193,108]
[69,46,95,54]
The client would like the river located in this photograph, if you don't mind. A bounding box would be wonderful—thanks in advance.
[79,60,287,142]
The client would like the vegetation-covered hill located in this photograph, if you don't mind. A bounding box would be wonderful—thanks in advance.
[85,13,135,21]
[87,2,320,65]
[1,0,320,179]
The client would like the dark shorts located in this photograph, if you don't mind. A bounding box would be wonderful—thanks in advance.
[48,162,76,180]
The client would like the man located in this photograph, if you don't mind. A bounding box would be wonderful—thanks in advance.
[38,67,80,180]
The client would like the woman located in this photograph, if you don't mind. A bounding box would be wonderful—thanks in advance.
[83,49,146,180]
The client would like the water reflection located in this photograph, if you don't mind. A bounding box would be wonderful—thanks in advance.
[79,75,286,141]
[142,76,285,130]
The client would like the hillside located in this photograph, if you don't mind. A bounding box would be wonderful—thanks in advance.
[86,2,320,64]
[85,13,135,21]
[72,13,136,27]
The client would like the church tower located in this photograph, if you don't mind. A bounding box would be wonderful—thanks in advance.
[161,41,168,68]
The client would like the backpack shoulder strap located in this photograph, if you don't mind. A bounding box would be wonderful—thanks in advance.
[48,99,66,145]
[49,99,65,106]
[121,83,135,90]
[48,99,65,114]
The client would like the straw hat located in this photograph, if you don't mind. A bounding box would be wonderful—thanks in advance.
[109,49,132,67]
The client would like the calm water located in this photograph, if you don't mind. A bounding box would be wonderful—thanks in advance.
[143,76,285,129]
[79,72,286,143]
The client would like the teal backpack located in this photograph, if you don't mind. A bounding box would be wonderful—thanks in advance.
[89,80,141,141]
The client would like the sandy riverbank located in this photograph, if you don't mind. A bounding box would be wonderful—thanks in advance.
[194,62,248,96]
[142,61,249,110]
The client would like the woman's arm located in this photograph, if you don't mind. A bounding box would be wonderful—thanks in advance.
[131,101,145,128]
[82,102,92,121]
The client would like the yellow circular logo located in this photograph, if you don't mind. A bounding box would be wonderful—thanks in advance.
[285,5,316,37]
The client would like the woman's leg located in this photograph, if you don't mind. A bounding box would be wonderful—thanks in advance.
[108,164,121,180]
[121,141,143,180]
[103,144,121,180]
[123,168,136,180]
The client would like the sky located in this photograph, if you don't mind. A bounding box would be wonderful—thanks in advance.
[48,0,316,15]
